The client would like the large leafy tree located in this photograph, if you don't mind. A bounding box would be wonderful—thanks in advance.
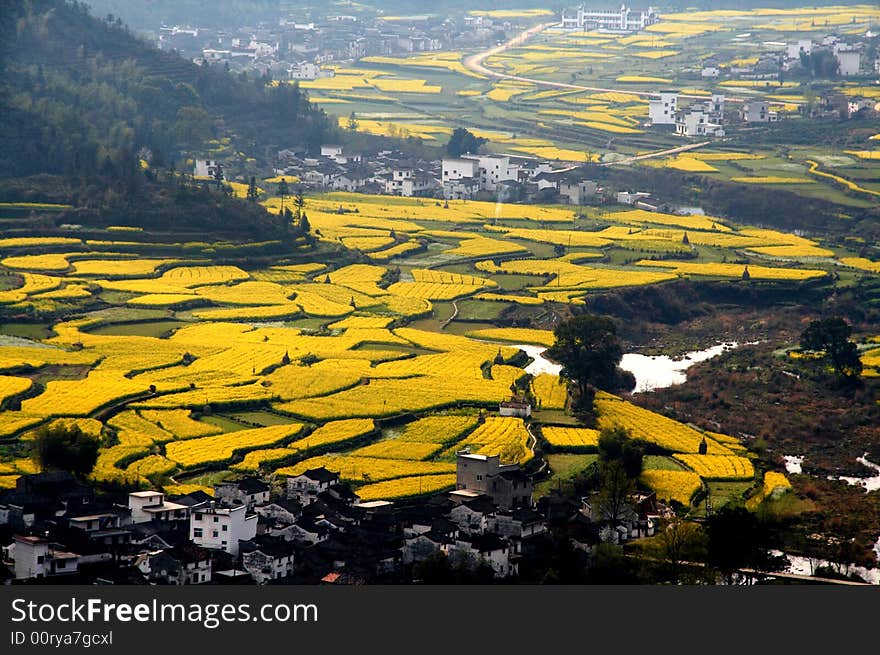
[598,426,644,480]
[545,314,628,409]
[446,128,487,157]
[800,316,862,381]
[33,423,100,479]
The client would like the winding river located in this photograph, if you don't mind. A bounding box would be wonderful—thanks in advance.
[516,341,742,393]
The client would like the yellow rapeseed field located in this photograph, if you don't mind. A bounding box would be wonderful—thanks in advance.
[542,425,600,449]
[165,424,303,468]
[640,470,703,505]
[0,375,33,404]
[465,327,555,347]
[673,454,755,480]
[355,474,457,500]
[453,416,532,464]
[595,391,734,455]
[531,374,567,410]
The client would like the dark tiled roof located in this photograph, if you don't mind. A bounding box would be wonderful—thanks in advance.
[466,533,508,553]
[171,490,213,507]
[241,535,296,559]
[234,477,270,494]
[510,508,545,525]
[460,496,497,515]
[298,467,339,483]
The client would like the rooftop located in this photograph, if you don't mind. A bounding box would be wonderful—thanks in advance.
[143,501,189,512]
[353,500,394,509]
[449,489,483,499]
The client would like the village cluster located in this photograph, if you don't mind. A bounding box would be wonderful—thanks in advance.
[0,423,671,585]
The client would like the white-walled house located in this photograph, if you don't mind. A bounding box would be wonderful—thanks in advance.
[462,154,520,192]
[443,534,516,578]
[442,157,481,198]
[240,537,296,584]
[837,51,861,76]
[286,467,340,505]
[442,157,479,183]
[786,39,812,60]
[320,145,344,158]
[194,159,223,179]
[741,100,777,123]
[190,502,257,556]
[137,547,212,585]
[128,491,189,524]
[13,535,79,579]
[214,478,270,510]
[649,92,678,126]
[675,109,725,137]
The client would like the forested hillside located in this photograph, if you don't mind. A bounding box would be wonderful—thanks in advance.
[0,0,338,239]
[1,0,334,179]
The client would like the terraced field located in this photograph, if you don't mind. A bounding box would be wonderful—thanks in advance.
[1,148,866,505]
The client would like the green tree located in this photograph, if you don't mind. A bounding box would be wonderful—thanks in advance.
[800,316,862,380]
[595,460,634,527]
[277,177,289,214]
[173,106,212,148]
[545,314,627,409]
[347,111,358,131]
[33,423,100,478]
[705,505,771,583]
[598,425,643,479]
[648,519,708,584]
[446,127,488,157]
[246,176,258,201]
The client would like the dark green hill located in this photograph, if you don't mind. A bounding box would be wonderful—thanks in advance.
[1,0,334,178]
[0,0,334,242]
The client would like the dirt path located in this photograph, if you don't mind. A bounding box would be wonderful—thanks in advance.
[599,140,713,166]
[441,300,459,329]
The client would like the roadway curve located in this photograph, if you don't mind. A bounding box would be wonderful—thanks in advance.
[599,140,713,167]
[463,22,764,104]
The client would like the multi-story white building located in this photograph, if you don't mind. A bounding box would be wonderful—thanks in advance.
[190,502,257,556]
[648,91,678,125]
[561,4,659,32]
[214,478,271,510]
[837,51,861,76]
[194,159,223,180]
[286,467,340,505]
[385,168,434,196]
[441,157,480,199]
[241,538,296,584]
[128,491,190,524]
[674,109,724,137]
[741,100,777,123]
[462,154,520,192]
[786,39,813,60]
[13,535,79,580]
[442,157,479,183]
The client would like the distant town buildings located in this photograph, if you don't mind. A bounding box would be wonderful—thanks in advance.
[561,4,660,32]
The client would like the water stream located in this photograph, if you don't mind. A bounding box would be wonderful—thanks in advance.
[514,341,741,393]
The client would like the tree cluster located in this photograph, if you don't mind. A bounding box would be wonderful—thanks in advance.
[545,314,635,411]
